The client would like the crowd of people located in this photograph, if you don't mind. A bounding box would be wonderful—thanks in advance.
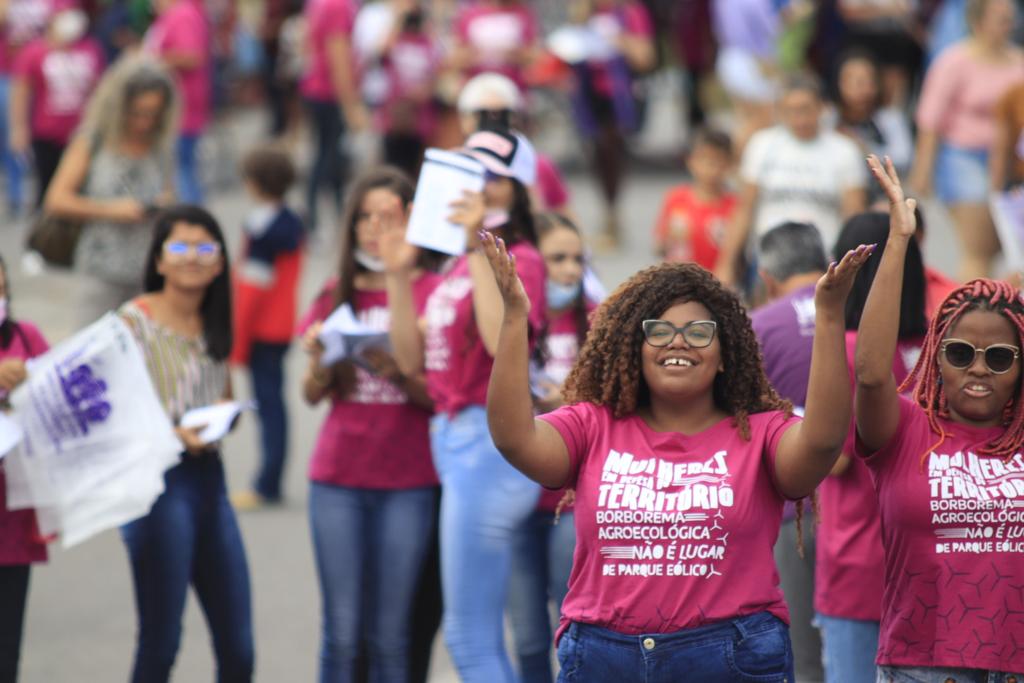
[1,1,1024,683]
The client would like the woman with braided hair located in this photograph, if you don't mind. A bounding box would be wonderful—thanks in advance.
[858,155,1024,680]
[480,229,873,681]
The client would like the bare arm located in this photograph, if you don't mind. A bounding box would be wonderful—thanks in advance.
[482,233,571,487]
[467,250,505,356]
[990,118,1012,192]
[773,245,875,498]
[44,136,146,222]
[325,34,365,128]
[855,155,915,452]
[617,33,655,72]
[9,74,30,155]
[714,181,758,286]
[908,129,939,196]
[840,186,867,219]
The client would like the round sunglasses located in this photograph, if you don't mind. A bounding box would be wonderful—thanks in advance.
[940,339,1021,374]
[642,320,717,348]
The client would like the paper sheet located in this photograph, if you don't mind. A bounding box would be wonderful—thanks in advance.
[0,411,23,460]
[318,303,391,367]
[405,149,485,256]
[180,401,255,445]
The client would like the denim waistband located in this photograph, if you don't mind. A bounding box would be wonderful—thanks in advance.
[566,611,782,649]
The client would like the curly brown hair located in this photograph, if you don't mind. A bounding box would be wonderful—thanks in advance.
[563,262,792,439]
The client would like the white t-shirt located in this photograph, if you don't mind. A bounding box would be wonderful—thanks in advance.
[741,125,866,248]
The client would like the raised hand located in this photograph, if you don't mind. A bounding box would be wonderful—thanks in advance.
[815,243,876,313]
[867,154,917,240]
[377,202,419,274]
[449,190,486,247]
[480,230,530,319]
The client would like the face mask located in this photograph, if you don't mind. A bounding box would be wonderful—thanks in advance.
[52,9,87,45]
[546,279,581,310]
[483,209,509,230]
[354,247,385,272]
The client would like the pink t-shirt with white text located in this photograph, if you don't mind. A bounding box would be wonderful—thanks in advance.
[298,274,441,489]
[815,332,922,621]
[424,242,546,416]
[454,2,538,89]
[13,37,103,144]
[0,0,52,74]
[539,403,799,640]
[857,396,1024,670]
[300,0,356,102]
[146,0,211,135]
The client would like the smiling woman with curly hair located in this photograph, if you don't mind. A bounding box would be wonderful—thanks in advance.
[479,232,874,683]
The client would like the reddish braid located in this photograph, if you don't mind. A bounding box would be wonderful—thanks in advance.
[900,279,1024,467]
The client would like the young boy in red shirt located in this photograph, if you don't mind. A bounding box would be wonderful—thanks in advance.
[231,145,304,509]
[653,128,736,271]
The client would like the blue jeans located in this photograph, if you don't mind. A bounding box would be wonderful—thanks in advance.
[877,667,1024,683]
[304,98,346,232]
[120,455,254,683]
[430,406,541,683]
[508,510,576,683]
[816,614,879,683]
[177,133,204,204]
[309,482,437,683]
[557,612,793,683]
[0,77,24,212]
[250,342,289,501]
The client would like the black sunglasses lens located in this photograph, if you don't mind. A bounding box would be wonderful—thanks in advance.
[986,347,1016,373]
[944,342,975,368]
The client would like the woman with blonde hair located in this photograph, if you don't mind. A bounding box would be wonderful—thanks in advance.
[44,53,179,324]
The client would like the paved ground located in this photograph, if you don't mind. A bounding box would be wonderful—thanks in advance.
[9,110,963,682]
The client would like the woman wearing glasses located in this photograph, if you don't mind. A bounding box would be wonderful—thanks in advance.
[118,206,253,683]
[478,228,872,681]
[856,156,1024,680]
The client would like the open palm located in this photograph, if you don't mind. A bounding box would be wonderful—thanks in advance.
[868,154,916,239]
[480,231,530,318]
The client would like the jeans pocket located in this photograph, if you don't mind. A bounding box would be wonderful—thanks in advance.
[556,629,583,681]
[726,619,792,681]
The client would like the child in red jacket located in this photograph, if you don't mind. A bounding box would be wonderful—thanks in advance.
[231,145,304,508]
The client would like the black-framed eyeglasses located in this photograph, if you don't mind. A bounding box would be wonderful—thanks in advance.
[940,339,1021,374]
[642,320,717,348]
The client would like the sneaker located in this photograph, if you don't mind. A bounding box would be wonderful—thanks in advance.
[231,490,268,511]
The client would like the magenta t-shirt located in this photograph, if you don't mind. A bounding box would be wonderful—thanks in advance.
[0,0,52,74]
[300,0,356,102]
[454,2,538,89]
[298,273,441,489]
[588,3,653,96]
[13,37,103,144]
[424,243,546,416]
[815,332,922,622]
[145,0,211,135]
[539,402,799,640]
[0,321,49,566]
[856,396,1024,670]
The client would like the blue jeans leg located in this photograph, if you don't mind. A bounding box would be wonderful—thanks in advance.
[249,342,289,501]
[431,406,541,683]
[176,133,203,204]
[557,612,793,683]
[0,77,23,212]
[304,98,345,232]
[817,614,879,683]
[508,511,555,683]
[309,483,437,683]
[121,457,253,683]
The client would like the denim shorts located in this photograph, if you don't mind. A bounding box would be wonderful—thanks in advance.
[557,611,793,683]
[877,666,1024,683]
[935,144,989,204]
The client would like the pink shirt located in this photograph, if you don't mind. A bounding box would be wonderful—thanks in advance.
[146,0,211,135]
[0,0,52,74]
[298,274,441,490]
[856,396,1024,670]
[916,42,1024,149]
[13,37,103,144]
[588,3,653,96]
[424,243,546,417]
[0,321,50,566]
[815,332,922,621]
[535,154,570,211]
[539,403,799,640]
[300,0,355,102]
[378,32,439,138]
[454,2,538,89]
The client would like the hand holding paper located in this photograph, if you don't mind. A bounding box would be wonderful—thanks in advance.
[179,401,256,446]
[405,149,486,255]
[317,303,391,368]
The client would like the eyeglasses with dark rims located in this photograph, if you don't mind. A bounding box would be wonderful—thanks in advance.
[642,320,717,349]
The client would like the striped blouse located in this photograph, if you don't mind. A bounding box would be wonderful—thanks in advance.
[119,299,228,422]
